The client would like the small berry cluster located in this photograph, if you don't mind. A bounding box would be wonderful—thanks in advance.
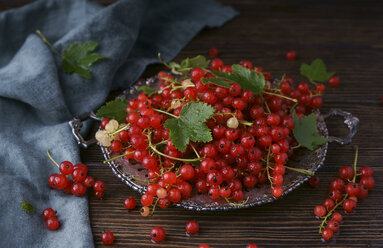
[42,208,59,230]
[314,146,375,241]
[46,150,106,199]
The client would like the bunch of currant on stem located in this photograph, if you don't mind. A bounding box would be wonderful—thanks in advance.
[46,150,106,199]
[314,145,375,242]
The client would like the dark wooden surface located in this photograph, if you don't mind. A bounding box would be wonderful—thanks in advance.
[3,0,383,247]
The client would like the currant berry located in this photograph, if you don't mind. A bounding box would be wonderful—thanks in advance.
[190,67,205,82]
[94,191,104,199]
[345,182,360,197]
[208,47,219,57]
[42,208,56,220]
[84,176,95,188]
[330,178,345,191]
[331,212,343,223]
[179,164,195,180]
[101,231,114,245]
[72,168,87,182]
[328,75,340,88]
[285,50,296,60]
[323,198,335,211]
[72,182,86,196]
[338,165,354,180]
[46,217,60,230]
[327,220,340,233]
[246,244,259,248]
[141,193,154,206]
[360,176,375,190]
[93,181,106,192]
[168,188,182,203]
[186,220,199,235]
[343,198,357,213]
[150,226,166,243]
[314,205,327,217]
[308,175,320,187]
[322,228,333,241]
[54,174,69,190]
[272,186,283,198]
[140,206,150,216]
[198,245,211,248]
[124,197,136,210]
[59,161,74,175]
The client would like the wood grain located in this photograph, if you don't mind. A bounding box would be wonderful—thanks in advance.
[3,0,383,247]
[80,0,383,247]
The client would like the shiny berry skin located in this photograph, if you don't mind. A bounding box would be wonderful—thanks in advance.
[46,217,60,230]
[243,175,258,188]
[42,208,56,220]
[101,231,114,245]
[220,187,231,198]
[359,166,373,177]
[359,176,375,190]
[332,212,343,223]
[308,175,320,187]
[328,75,340,88]
[358,185,369,199]
[239,60,253,69]
[232,189,244,201]
[150,226,166,243]
[311,96,323,109]
[48,173,58,188]
[74,163,88,175]
[285,50,296,60]
[142,155,159,170]
[100,118,110,129]
[84,176,95,187]
[338,165,354,180]
[63,180,74,194]
[330,178,345,191]
[72,168,87,182]
[315,83,325,93]
[158,198,170,209]
[202,90,218,104]
[54,174,69,189]
[229,83,242,97]
[202,144,218,158]
[322,228,333,241]
[206,171,223,186]
[323,198,335,211]
[179,164,195,181]
[71,182,86,196]
[266,113,280,126]
[200,158,216,174]
[190,67,205,82]
[198,245,210,248]
[273,164,285,175]
[141,193,154,206]
[124,197,136,210]
[186,220,199,235]
[93,181,106,192]
[59,161,74,175]
[168,188,182,203]
[345,182,360,197]
[94,191,104,199]
[208,46,219,57]
[272,186,283,198]
[327,220,340,233]
[314,205,327,217]
[328,189,342,202]
[343,199,357,213]
[246,244,259,248]
[272,174,283,185]
[162,171,177,185]
[210,58,224,71]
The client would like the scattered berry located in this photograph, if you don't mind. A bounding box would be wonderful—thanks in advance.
[285,50,296,60]
[101,231,114,245]
[150,226,166,243]
[185,220,199,235]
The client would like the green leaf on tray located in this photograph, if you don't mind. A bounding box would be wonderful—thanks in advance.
[300,58,335,83]
[204,64,265,94]
[62,41,108,79]
[163,101,215,152]
[293,112,327,151]
[168,55,210,74]
[21,201,35,214]
[95,98,129,123]
[137,86,156,96]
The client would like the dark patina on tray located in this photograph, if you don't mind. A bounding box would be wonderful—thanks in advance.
[69,76,359,211]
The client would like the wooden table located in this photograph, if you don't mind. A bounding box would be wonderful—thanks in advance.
[3,0,383,247]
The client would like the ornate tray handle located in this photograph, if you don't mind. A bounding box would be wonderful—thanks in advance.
[68,112,100,148]
[323,109,359,145]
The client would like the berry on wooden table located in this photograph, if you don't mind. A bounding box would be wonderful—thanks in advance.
[101,231,115,245]
[185,220,199,235]
[150,226,166,243]
[285,50,296,60]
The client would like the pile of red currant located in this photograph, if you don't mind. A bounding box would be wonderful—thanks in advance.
[42,208,59,230]
[313,146,375,241]
[95,53,331,211]
[46,150,106,199]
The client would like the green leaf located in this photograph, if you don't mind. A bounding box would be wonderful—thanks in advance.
[137,86,156,96]
[180,55,210,70]
[95,98,129,123]
[292,112,327,151]
[62,41,108,79]
[201,77,230,88]
[163,102,215,152]
[208,64,265,94]
[300,58,335,83]
[21,201,35,214]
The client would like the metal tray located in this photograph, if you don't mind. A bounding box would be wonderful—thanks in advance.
[69,76,359,211]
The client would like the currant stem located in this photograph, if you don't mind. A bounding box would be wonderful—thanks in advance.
[153,108,178,118]
[265,146,273,186]
[157,53,172,70]
[36,30,64,59]
[263,91,298,103]
[239,120,253,126]
[151,198,160,216]
[284,166,314,176]
[131,175,151,184]
[148,143,202,162]
[46,149,60,169]
[291,144,301,150]
[352,145,358,183]
[224,196,250,207]
[190,144,201,159]
[109,124,130,136]
[103,151,134,164]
